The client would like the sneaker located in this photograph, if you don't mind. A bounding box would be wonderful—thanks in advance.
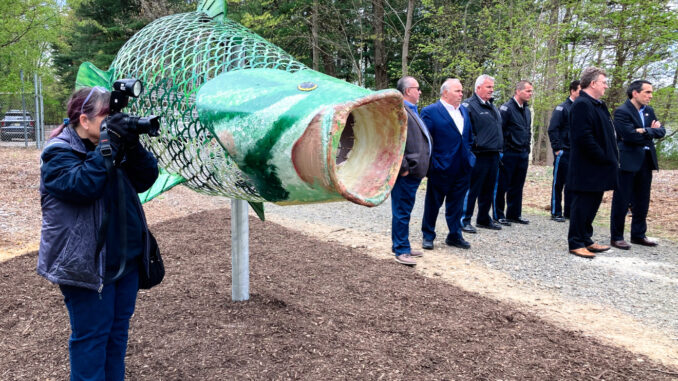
[409,250,424,257]
[394,254,416,266]
[551,215,566,222]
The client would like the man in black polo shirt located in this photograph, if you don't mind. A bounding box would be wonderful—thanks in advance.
[494,80,534,225]
[547,80,580,222]
[461,74,504,233]
[567,67,618,258]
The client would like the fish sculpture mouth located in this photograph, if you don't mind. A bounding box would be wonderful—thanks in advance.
[292,92,406,206]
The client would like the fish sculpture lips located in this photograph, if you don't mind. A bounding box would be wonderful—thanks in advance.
[293,92,406,207]
[75,2,407,215]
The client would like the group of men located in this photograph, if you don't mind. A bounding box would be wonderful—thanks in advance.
[391,67,664,266]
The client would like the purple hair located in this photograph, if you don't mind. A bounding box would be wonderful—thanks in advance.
[49,87,111,140]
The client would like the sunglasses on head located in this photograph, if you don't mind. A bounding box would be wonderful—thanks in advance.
[80,86,108,115]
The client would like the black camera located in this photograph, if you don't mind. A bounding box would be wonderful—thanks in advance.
[108,78,160,137]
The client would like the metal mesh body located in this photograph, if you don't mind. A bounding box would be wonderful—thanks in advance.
[111,12,308,201]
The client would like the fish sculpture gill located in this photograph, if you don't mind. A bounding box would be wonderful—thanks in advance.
[75,0,407,220]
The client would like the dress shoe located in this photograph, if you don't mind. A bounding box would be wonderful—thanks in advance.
[409,250,424,257]
[496,218,512,226]
[445,237,471,249]
[569,247,596,258]
[422,239,434,250]
[586,243,610,253]
[551,215,566,222]
[507,216,530,224]
[610,240,631,250]
[461,224,477,234]
[394,254,416,266]
[630,237,658,247]
[477,221,502,230]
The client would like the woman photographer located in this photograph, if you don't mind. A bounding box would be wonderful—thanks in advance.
[38,86,159,380]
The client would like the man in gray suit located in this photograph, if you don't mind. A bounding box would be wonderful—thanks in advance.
[391,76,432,266]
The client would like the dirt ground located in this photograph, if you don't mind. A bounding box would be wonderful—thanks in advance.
[2,146,678,379]
[2,209,678,380]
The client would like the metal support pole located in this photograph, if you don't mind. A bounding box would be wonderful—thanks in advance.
[34,73,40,149]
[39,77,44,148]
[231,198,249,301]
[19,70,28,148]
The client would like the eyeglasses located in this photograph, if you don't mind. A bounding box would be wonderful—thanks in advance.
[80,86,107,115]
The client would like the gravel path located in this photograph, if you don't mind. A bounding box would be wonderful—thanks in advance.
[265,187,678,339]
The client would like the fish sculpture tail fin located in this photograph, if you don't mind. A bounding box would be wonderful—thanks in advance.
[139,170,266,221]
[75,62,115,90]
[139,169,187,203]
[197,0,226,23]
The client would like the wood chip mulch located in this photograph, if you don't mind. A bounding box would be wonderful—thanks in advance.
[2,209,677,380]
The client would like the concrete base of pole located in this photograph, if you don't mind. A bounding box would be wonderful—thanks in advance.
[231,199,250,301]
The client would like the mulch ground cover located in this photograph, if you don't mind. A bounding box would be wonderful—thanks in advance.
[2,209,677,380]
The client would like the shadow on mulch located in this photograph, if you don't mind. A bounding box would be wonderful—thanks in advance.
[2,209,677,380]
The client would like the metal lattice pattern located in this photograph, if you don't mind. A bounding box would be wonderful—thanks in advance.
[110,12,307,201]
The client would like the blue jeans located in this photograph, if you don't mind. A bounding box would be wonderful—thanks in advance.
[391,175,422,255]
[60,268,139,381]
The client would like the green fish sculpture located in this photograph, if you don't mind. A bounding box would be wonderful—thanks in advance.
[75,0,407,220]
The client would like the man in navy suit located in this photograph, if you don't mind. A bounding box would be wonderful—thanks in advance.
[420,78,475,250]
[610,80,665,250]
[391,76,432,266]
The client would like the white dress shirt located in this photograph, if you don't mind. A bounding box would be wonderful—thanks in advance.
[440,99,465,135]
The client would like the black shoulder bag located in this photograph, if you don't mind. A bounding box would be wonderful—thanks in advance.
[97,129,164,289]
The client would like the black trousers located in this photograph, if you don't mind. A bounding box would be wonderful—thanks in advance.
[462,152,500,226]
[493,150,529,220]
[551,150,571,218]
[610,151,653,241]
[568,190,603,250]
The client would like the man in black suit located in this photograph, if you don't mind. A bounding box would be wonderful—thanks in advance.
[548,80,580,222]
[391,76,432,266]
[609,80,665,250]
[567,67,618,258]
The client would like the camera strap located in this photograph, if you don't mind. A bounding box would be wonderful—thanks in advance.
[94,132,128,284]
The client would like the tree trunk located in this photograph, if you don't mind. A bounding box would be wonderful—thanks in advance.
[311,0,320,71]
[401,0,415,76]
[372,0,388,89]
[535,0,561,165]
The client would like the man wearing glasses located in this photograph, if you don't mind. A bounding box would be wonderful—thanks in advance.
[391,76,432,266]
[567,67,618,258]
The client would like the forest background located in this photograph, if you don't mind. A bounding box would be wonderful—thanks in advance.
[1,0,677,166]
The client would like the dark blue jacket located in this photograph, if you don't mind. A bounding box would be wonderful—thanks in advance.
[613,99,665,172]
[38,126,158,291]
[462,94,503,153]
[567,91,618,192]
[499,98,532,152]
[421,100,475,181]
[548,97,573,152]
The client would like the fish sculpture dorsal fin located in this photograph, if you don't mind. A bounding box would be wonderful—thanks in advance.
[197,0,227,23]
[75,62,115,90]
